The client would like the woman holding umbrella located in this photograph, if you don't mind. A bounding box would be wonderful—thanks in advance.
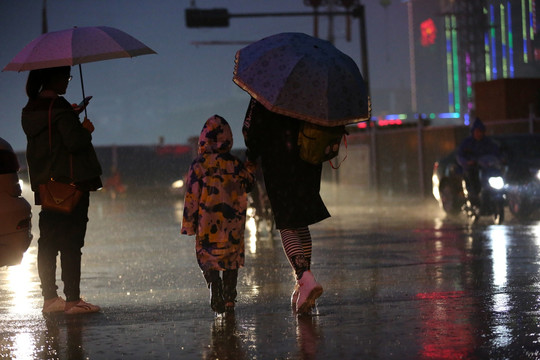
[243,98,328,314]
[22,66,102,315]
[235,32,370,314]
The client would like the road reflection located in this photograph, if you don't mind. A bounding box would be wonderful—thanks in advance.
[204,314,247,360]
[416,290,476,359]
[5,245,40,317]
[484,222,540,357]
[296,314,321,360]
[4,191,540,358]
[414,217,540,358]
[415,218,478,359]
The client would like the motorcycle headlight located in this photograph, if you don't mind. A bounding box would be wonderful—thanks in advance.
[488,176,505,190]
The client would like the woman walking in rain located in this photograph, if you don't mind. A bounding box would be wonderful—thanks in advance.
[21,66,102,315]
[242,98,328,314]
[233,32,369,315]
[181,115,256,313]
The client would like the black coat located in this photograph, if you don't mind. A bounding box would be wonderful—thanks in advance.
[243,99,330,229]
[21,95,102,201]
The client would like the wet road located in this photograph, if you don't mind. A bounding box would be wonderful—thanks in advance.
[2,183,540,359]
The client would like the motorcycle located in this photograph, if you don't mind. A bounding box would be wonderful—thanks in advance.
[461,155,506,224]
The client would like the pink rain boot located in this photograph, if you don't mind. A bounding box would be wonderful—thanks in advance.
[296,271,323,314]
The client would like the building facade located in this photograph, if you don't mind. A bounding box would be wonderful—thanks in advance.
[410,0,540,123]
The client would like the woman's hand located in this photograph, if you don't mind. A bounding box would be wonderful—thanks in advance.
[71,96,92,114]
[72,103,84,114]
[82,117,95,133]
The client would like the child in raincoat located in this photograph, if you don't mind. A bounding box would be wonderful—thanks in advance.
[181,115,256,313]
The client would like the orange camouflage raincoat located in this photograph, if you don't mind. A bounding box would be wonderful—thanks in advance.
[181,115,256,272]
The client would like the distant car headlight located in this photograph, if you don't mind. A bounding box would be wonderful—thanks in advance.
[171,179,184,189]
[488,176,505,190]
[536,170,540,181]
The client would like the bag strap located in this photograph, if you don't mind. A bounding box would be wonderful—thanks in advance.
[47,98,55,153]
[329,134,348,169]
[47,98,74,180]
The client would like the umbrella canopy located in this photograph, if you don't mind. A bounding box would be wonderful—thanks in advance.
[233,32,370,127]
[3,26,156,72]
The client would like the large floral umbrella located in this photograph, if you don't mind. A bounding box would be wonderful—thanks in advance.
[3,26,156,115]
[233,32,370,127]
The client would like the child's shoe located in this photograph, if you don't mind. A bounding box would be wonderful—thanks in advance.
[296,271,323,314]
[222,269,237,313]
[225,301,235,313]
[42,296,66,314]
[210,279,225,313]
[64,299,101,315]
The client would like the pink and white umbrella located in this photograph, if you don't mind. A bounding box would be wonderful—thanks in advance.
[3,26,156,115]
[3,26,156,71]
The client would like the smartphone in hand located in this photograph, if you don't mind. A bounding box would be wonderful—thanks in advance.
[74,96,92,114]
[78,96,92,108]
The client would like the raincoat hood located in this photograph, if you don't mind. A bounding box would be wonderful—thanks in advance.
[198,115,233,154]
[471,118,486,133]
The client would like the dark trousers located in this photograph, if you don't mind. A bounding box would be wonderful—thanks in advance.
[37,192,89,302]
[203,269,238,302]
[464,167,481,205]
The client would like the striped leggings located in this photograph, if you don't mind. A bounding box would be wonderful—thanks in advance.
[279,227,312,280]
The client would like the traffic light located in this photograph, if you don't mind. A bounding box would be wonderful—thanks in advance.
[185,8,230,28]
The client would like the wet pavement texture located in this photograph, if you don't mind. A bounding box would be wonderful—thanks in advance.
[2,183,540,359]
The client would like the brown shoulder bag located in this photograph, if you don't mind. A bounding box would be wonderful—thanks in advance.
[38,98,83,213]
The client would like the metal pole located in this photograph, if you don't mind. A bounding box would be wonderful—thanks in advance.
[417,116,425,197]
[327,2,335,44]
[370,121,378,192]
[355,5,376,192]
[407,0,417,113]
[230,11,349,18]
[313,8,319,38]
[529,103,535,134]
[41,0,48,34]
[357,5,370,95]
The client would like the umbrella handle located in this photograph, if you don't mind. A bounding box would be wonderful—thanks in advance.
[78,64,88,119]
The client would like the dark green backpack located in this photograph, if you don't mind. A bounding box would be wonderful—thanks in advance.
[297,122,347,165]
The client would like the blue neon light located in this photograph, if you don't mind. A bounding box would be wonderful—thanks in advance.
[508,2,515,76]
[438,112,461,119]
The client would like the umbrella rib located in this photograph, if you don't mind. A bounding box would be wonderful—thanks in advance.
[92,26,156,60]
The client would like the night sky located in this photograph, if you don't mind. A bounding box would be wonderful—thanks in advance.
[0,0,410,151]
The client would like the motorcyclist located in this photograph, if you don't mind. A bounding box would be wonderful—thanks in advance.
[456,118,501,207]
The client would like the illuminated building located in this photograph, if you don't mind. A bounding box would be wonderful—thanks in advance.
[407,0,540,124]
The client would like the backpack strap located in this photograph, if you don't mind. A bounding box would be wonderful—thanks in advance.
[47,98,56,153]
[329,134,347,169]
[47,98,74,181]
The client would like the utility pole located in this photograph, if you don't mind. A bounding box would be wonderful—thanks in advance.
[42,0,48,34]
[407,0,417,113]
